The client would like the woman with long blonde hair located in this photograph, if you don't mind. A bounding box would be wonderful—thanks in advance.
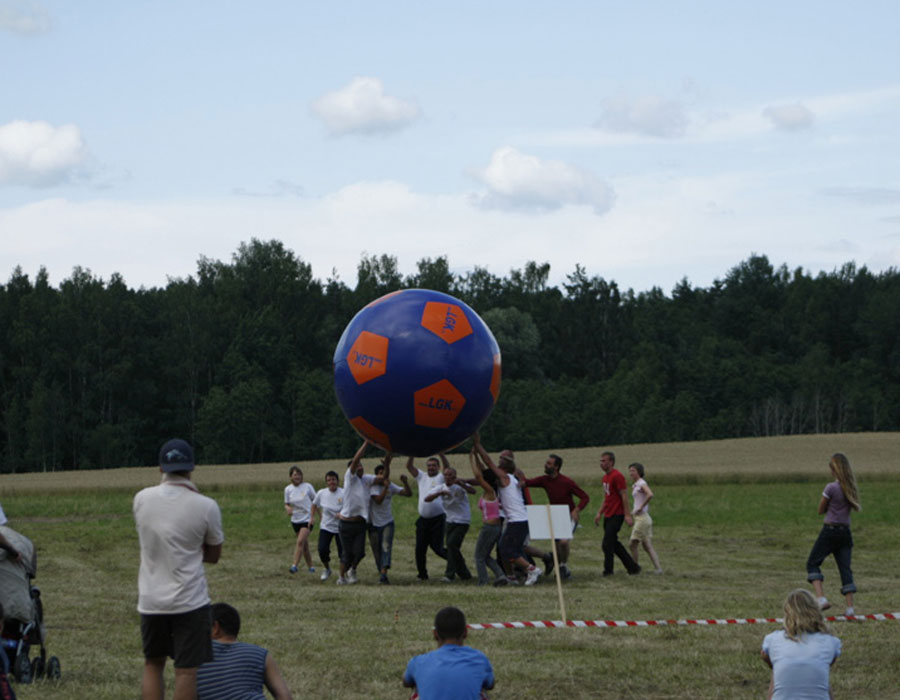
[806,453,860,615]
[761,589,841,699]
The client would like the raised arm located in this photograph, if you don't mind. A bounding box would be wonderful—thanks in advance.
[472,433,509,487]
[350,440,369,470]
[406,456,419,478]
[398,474,413,497]
[439,452,451,470]
[469,451,496,501]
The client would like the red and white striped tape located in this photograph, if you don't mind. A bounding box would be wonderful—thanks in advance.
[467,612,899,630]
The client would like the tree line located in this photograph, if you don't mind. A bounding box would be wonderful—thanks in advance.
[2,238,898,473]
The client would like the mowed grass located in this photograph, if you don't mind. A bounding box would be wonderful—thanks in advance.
[2,433,899,699]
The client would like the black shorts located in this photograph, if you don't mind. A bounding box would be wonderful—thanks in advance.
[140,605,212,668]
[291,521,310,534]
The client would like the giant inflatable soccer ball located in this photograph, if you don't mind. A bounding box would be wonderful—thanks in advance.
[333,289,501,456]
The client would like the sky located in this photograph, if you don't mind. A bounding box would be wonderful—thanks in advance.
[2,0,900,295]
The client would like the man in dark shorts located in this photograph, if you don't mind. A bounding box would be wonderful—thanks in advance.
[134,439,224,700]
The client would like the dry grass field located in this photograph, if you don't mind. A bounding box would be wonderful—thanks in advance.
[1,432,898,699]
[4,431,900,494]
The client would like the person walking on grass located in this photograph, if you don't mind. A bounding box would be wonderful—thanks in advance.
[197,602,293,700]
[592,451,640,576]
[284,466,316,575]
[761,589,841,700]
[134,438,224,700]
[368,462,412,585]
[309,471,344,581]
[627,463,663,574]
[407,454,449,581]
[469,449,507,586]
[425,465,475,583]
[523,453,590,579]
[403,606,494,700]
[473,433,542,586]
[806,453,861,616]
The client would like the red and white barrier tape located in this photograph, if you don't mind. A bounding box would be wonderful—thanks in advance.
[468,612,899,630]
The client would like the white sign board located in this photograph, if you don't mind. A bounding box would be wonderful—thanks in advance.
[526,504,574,541]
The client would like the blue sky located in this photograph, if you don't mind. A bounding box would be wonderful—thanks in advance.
[2,0,899,293]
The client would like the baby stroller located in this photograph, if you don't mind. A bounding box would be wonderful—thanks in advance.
[0,525,60,684]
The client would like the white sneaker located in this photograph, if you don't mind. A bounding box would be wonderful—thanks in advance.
[347,568,358,584]
[844,607,855,617]
[524,566,543,586]
[336,575,349,585]
[320,568,332,581]
[818,597,831,611]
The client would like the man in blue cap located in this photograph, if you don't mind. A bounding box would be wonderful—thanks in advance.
[134,439,224,700]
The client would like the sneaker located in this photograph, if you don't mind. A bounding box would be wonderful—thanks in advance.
[542,553,555,576]
[844,606,855,617]
[524,566,543,586]
[336,575,349,585]
[653,568,664,575]
[320,568,332,581]
[379,573,390,584]
[347,568,358,584]
[492,577,508,587]
[440,576,454,583]
[289,565,298,574]
[417,574,429,582]
[560,564,572,579]
[308,567,316,573]
[818,597,831,611]
[628,565,642,575]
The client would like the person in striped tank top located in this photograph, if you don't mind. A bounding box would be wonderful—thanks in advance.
[196,603,292,700]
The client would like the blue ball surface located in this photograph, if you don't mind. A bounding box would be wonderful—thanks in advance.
[333,289,501,456]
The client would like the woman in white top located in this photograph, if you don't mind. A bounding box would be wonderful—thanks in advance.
[761,588,841,700]
[284,466,317,575]
[627,463,662,574]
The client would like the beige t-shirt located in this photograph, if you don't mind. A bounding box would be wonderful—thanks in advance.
[133,475,224,614]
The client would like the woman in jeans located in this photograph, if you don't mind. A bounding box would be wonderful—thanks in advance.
[469,448,506,586]
[805,453,861,616]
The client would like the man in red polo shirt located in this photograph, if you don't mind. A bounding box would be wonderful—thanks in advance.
[524,454,590,579]
[593,451,640,576]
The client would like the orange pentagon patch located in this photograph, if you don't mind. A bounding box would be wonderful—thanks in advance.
[347,331,388,385]
[414,379,466,429]
[420,302,473,344]
[349,416,392,452]
[490,353,501,403]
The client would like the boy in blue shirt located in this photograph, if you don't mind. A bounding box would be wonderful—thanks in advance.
[403,607,494,699]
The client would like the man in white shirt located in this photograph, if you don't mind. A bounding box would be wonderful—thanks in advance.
[425,466,476,582]
[337,441,390,585]
[407,455,449,581]
[134,438,224,700]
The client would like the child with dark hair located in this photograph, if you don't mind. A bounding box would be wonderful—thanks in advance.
[196,602,292,700]
[403,607,494,700]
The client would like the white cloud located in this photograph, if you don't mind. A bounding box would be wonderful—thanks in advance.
[595,94,688,139]
[0,120,87,186]
[0,0,50,35]
[470,146,615,215]
[311,77,421,136]
[820,187,900,206]
[763,102,815,131]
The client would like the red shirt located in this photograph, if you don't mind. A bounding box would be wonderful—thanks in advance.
[601,469,627,517]
[524,474,590,513]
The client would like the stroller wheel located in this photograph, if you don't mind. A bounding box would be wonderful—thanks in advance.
[31,656,45,680]
[13,652,32,684]
[46,656,61,680]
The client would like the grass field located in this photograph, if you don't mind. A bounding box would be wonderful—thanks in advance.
[2,433,899,699]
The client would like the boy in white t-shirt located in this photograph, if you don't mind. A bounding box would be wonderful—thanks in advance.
[310,471,344,581]
[368,463,412,584]
[426,467,476,582]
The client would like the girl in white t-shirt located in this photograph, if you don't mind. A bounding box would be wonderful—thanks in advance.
[284,466,317,575]
[627,463,662,574]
